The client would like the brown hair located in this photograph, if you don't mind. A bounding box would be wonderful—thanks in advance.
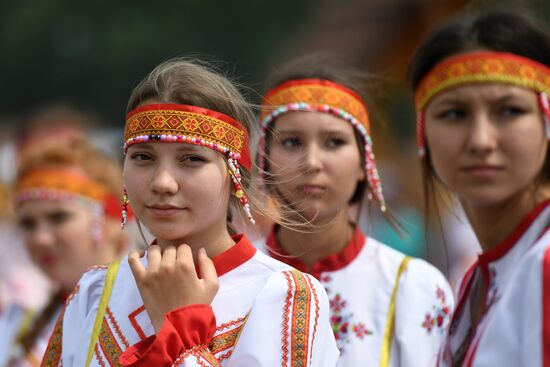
[127,57,268,231]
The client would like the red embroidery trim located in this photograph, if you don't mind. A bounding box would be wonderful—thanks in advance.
[106,307,129,348]
[94,344,108,367]
[40,307,65,367]
[290,270,311,367]
[282,271,294,367]
[305,275,320,362]
[98,317,123,366]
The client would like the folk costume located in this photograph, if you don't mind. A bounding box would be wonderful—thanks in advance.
[415,51,550,366]
[258,80,454,366]
[41,104,339,367]
[0,168,120,367]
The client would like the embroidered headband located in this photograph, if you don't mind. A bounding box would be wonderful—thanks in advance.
[15,168,120,219]
[124,103,255,223]
[259,79,385,211]
[415,51,550,155]
[125,104,252,170]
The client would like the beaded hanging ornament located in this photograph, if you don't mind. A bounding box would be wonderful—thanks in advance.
[259,79,386,212]
[124,104,255,224]
[415,51,550,156]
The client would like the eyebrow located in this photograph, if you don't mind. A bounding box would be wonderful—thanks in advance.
[434,92,528,106]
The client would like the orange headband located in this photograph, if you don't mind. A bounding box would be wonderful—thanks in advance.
[259,78,385,211]
[15,168,120,218]
[261,79,370,131]
[415,51,550,155]
[124,104,252,170]
[415,51,550,110]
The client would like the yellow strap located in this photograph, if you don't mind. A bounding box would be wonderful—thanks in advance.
[379,256,411,367]
[15,309,36,342]
[85,260,121,367]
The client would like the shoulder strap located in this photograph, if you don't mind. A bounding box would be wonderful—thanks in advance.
[379,256,411,367]
[85,260,121,367]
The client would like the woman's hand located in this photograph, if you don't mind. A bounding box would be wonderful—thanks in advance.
[128,245,219,333]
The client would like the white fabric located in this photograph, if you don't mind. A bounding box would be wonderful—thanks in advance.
[437,202,550,366]
[57,246,339,366]
[257,237,454,367]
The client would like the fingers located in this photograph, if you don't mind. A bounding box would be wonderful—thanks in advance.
[197,247,218,283]
[128,250,146,280]
[161,246,176,267]
[147,244,162,270]
[176,243,192,261]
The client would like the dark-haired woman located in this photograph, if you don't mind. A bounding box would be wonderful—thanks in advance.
[410,10,550,366]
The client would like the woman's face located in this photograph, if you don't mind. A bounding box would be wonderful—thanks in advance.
[124,142,231,245]
[17,199,102,290]
[267,111,365,222]
[424,83,548,209]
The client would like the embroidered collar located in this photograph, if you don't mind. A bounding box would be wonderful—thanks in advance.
[266,226,366,279]
[478,198,550,265]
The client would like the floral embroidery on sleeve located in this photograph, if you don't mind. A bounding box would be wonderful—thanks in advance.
[421,286,451,333]
[322,275,373,352]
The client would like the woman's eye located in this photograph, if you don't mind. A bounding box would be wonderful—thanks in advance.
[130,153,152,161]
[499,106,526,117]
[183,155,206,163]
[49,211,71,225]
[18,217,35,231]
[280,137,302,148]
[437,108,467,120]
[325,137,346,148]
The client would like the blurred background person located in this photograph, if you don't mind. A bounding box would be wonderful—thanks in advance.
[0,137,130,367]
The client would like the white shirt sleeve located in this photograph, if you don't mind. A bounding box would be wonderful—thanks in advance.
[394,258,454,367]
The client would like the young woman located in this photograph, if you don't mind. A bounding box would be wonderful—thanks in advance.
[0,138,128,367]
[257,55,453,366]
[43,58,339,367]
[410,10,550,366]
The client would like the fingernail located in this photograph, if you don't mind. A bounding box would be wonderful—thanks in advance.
[199,247,206,256]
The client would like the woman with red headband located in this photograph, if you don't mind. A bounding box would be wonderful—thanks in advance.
[257,54,453,366]
[42,58,339,367]
[0,138,128,367]
[410,10,550,366]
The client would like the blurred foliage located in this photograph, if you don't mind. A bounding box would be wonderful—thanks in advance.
[1,0,549,126]
[0,0,316,125]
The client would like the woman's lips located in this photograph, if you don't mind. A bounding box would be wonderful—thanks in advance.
[299,184,327,195]
[146,205,185,217]
[461,165,504,179]
[40,254,57,266]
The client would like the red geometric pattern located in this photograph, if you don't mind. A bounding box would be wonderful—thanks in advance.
[40,307,65,367]
[261,79,370,131]
[97,317,123,366]
[209,325,243,360]
[125,105,247,155]
[415,51,550,110]
[289,270,312,367]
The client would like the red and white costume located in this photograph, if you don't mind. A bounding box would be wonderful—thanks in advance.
[260,228,454,367]
[437,199,550,366]
[42,235,339,366]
